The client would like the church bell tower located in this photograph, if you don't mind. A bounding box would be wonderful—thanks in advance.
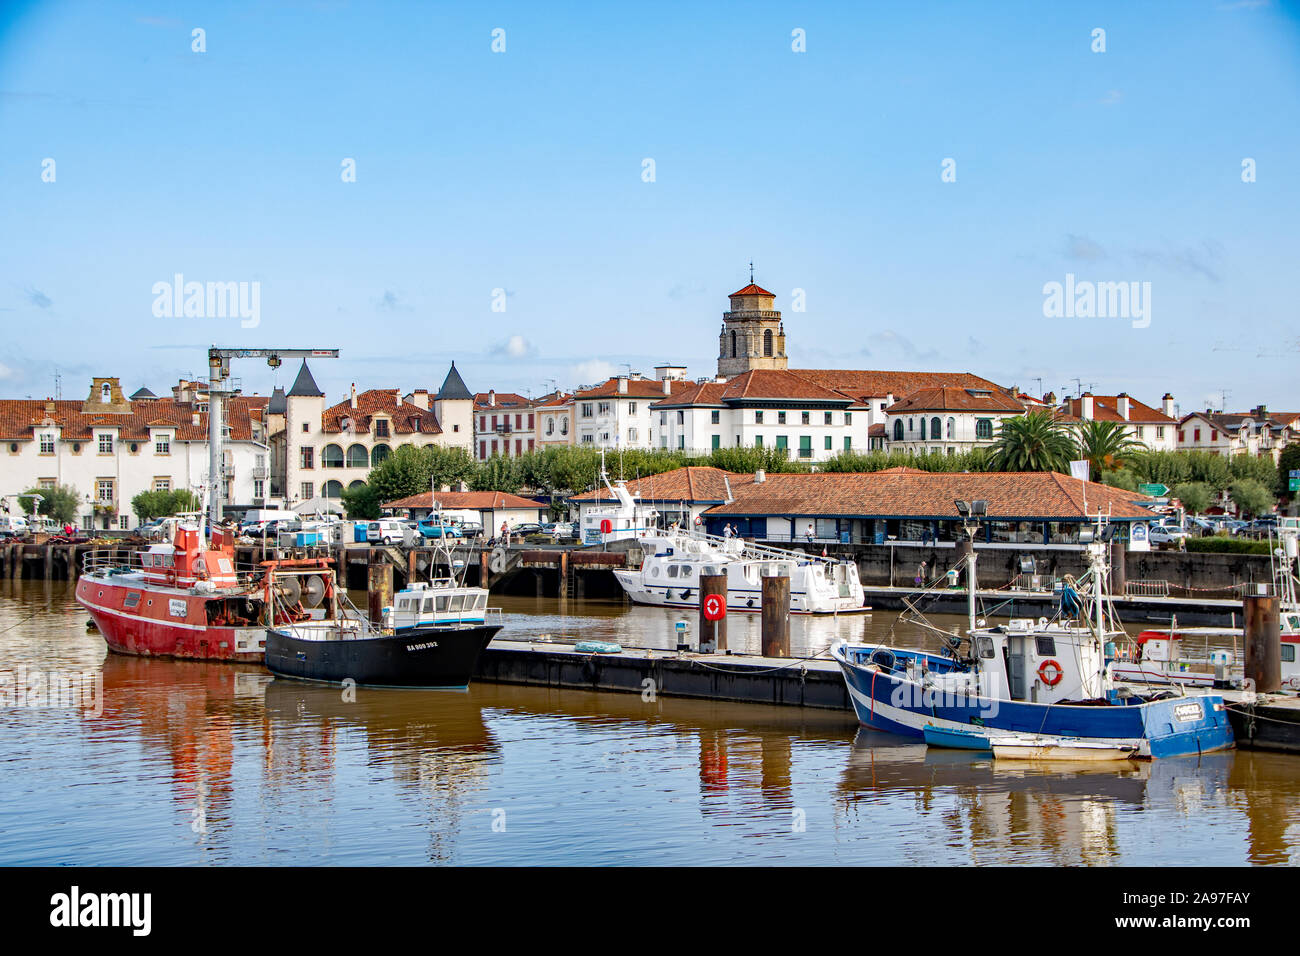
[717,271,787,378]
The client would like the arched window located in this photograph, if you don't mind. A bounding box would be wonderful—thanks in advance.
[321,444,344,468]
[560,417,568,435]
[976,419,993,440]
[931,417,942,441]
[347,480,366,490]
[546,417,555,435]
[919,418,926,440]
[346,443,369,468]
[763,329,773,357]
[730,331,737,358]
[371,443,391,465]
[947,417,955,439]
[322,480,344,498]
[893,420,904,441]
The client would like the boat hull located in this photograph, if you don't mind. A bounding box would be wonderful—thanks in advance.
[265,623,503,688]
[832,644,1234,760]
[76,573,265,662]
[612,571,867,614]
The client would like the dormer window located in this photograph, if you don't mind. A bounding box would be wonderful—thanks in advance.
[98,434,114,454]
[374,419,390,438]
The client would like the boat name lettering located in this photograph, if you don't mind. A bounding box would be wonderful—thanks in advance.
[406,641,440,652]
[167,599,187,618]
[1173,702,1203,722]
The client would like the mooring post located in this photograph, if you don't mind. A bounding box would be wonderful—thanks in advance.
[480,547,490,588]
[761,574,791,658]
[559,550,569,603]
[1110,538,1127,596]
[368,561,393,625]
[698,573,728,654]
[1244,588,1281,693]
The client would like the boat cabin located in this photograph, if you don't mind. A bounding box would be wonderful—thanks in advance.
[385,580,490,631]
[140,525,240,590]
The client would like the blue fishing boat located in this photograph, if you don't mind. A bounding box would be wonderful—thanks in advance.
[831,516,1234,760]
[922,723,991,751]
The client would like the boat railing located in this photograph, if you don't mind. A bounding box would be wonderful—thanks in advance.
[668,528,842,567]
[81,548,147,576]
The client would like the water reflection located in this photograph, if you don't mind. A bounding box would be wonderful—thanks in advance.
[0,581,1295,864]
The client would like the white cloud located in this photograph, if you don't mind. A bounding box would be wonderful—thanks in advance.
[572,359,615,384]
[0,362,12,380]
[492,334,535,359]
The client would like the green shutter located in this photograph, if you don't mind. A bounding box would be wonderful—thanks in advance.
[776,435,788,450]
[711,434,720,449]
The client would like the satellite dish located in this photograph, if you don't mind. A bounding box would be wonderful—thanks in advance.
[301,574,326,608]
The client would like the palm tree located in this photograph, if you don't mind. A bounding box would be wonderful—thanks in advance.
[1074,420,1143,481]
[990,411,1075,473]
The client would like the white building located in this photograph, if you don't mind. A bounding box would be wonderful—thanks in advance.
[1177,405,1298,461]
[474,390,538,459]
[270,361,474,505]
[569,368,690,450]
[1051,392,1179,452]
[884,386,1026,454]
[0,377,268,531]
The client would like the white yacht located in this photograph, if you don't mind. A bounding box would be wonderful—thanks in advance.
[613,528,867,614]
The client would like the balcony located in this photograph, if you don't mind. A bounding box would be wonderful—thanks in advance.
[251,466,268,479]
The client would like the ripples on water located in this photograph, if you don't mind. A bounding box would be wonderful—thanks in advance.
[0,580,1296,865]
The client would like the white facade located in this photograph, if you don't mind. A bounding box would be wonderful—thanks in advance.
[655,404,867,462]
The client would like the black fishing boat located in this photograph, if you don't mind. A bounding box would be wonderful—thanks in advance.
[264,617,502,688]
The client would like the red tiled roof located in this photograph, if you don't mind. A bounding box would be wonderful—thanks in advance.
[382,491,546,511]
[0,396,263,442]
[730,283,775,297]
[320,390,442,435]
[886,386,1026,414]
[473,391,532,410]
[700,469,1155,521]
[794,369,1006,403]
[570,467,741,504]
[1059,394,1175,425]
[573,377,686,400]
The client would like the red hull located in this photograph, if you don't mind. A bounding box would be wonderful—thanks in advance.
[77,573,265,663]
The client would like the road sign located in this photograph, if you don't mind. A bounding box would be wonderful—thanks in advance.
[1291,469,1300,478]
[702,594,726,621]
[1138,483,1169,497]
[1290,478,1299,492]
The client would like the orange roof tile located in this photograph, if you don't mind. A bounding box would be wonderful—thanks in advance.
[382,491,546,511]
[320,390,442,435]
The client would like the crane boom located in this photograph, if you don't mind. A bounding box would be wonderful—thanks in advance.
[205,346,340,527]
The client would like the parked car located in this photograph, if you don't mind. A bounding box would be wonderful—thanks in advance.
[367,518,409,545]
[457,522,484,539]
[1148,523,1190,546]
[511,522,544,537]
[416,518,462,539]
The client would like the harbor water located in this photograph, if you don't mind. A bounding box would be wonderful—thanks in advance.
[0,579,1296,866]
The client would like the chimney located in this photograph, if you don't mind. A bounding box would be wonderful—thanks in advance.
[44,399,55,416]
[1081,392,1095,420]
[488,389,496,407]
[1253,404,1267,419]
[411,389,429,410]
[1162,393,1175,418]
[662,378,671,395]
[394,389,402,405]
[191,411,200,426]
[350,383,358,409]
[1044,390,1056,405]
[754,469,765,484]
[1116,392,1131,421]
[617,377,628,395]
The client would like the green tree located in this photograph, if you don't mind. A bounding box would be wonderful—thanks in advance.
[131,489,201,522]
[367,444,475,505]
[1129,449,1192,488]
[1277,445,1300,499]
[340,482,381,520]
[1074,420,1142,481]
[989,411,1075,472]
[18,484,81,524]
[471,455,523,493]
[1172,481,1213,514]
[1227,452,1276,491]
[1100,468,1139,492]
[706,445,809,474]
[1229,478,1274,518]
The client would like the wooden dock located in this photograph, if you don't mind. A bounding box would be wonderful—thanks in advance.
[1224,692,1300,754]
[475,639,853,711]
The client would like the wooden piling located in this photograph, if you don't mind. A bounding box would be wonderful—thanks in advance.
[698,573,728,654]
[761,574,791,658]
[1244,590,1281,693]
[1110,538,1127,596]
[367,561,394,625]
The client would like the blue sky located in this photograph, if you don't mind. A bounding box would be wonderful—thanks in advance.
[2,0,1298,417]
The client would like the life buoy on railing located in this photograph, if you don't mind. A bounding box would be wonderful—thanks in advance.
[1038,659,1064,686]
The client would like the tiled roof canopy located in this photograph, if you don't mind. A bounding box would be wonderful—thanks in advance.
[382,491,544,510]
[0,396,263,442]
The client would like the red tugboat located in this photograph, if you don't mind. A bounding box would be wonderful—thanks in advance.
[77,519,341,663]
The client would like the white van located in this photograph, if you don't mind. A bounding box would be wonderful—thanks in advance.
[239,508,297,533]
[367,518,410,545]
[0,515,29,534]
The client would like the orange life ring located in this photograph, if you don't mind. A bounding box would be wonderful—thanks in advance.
[1038,659,1063,686]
